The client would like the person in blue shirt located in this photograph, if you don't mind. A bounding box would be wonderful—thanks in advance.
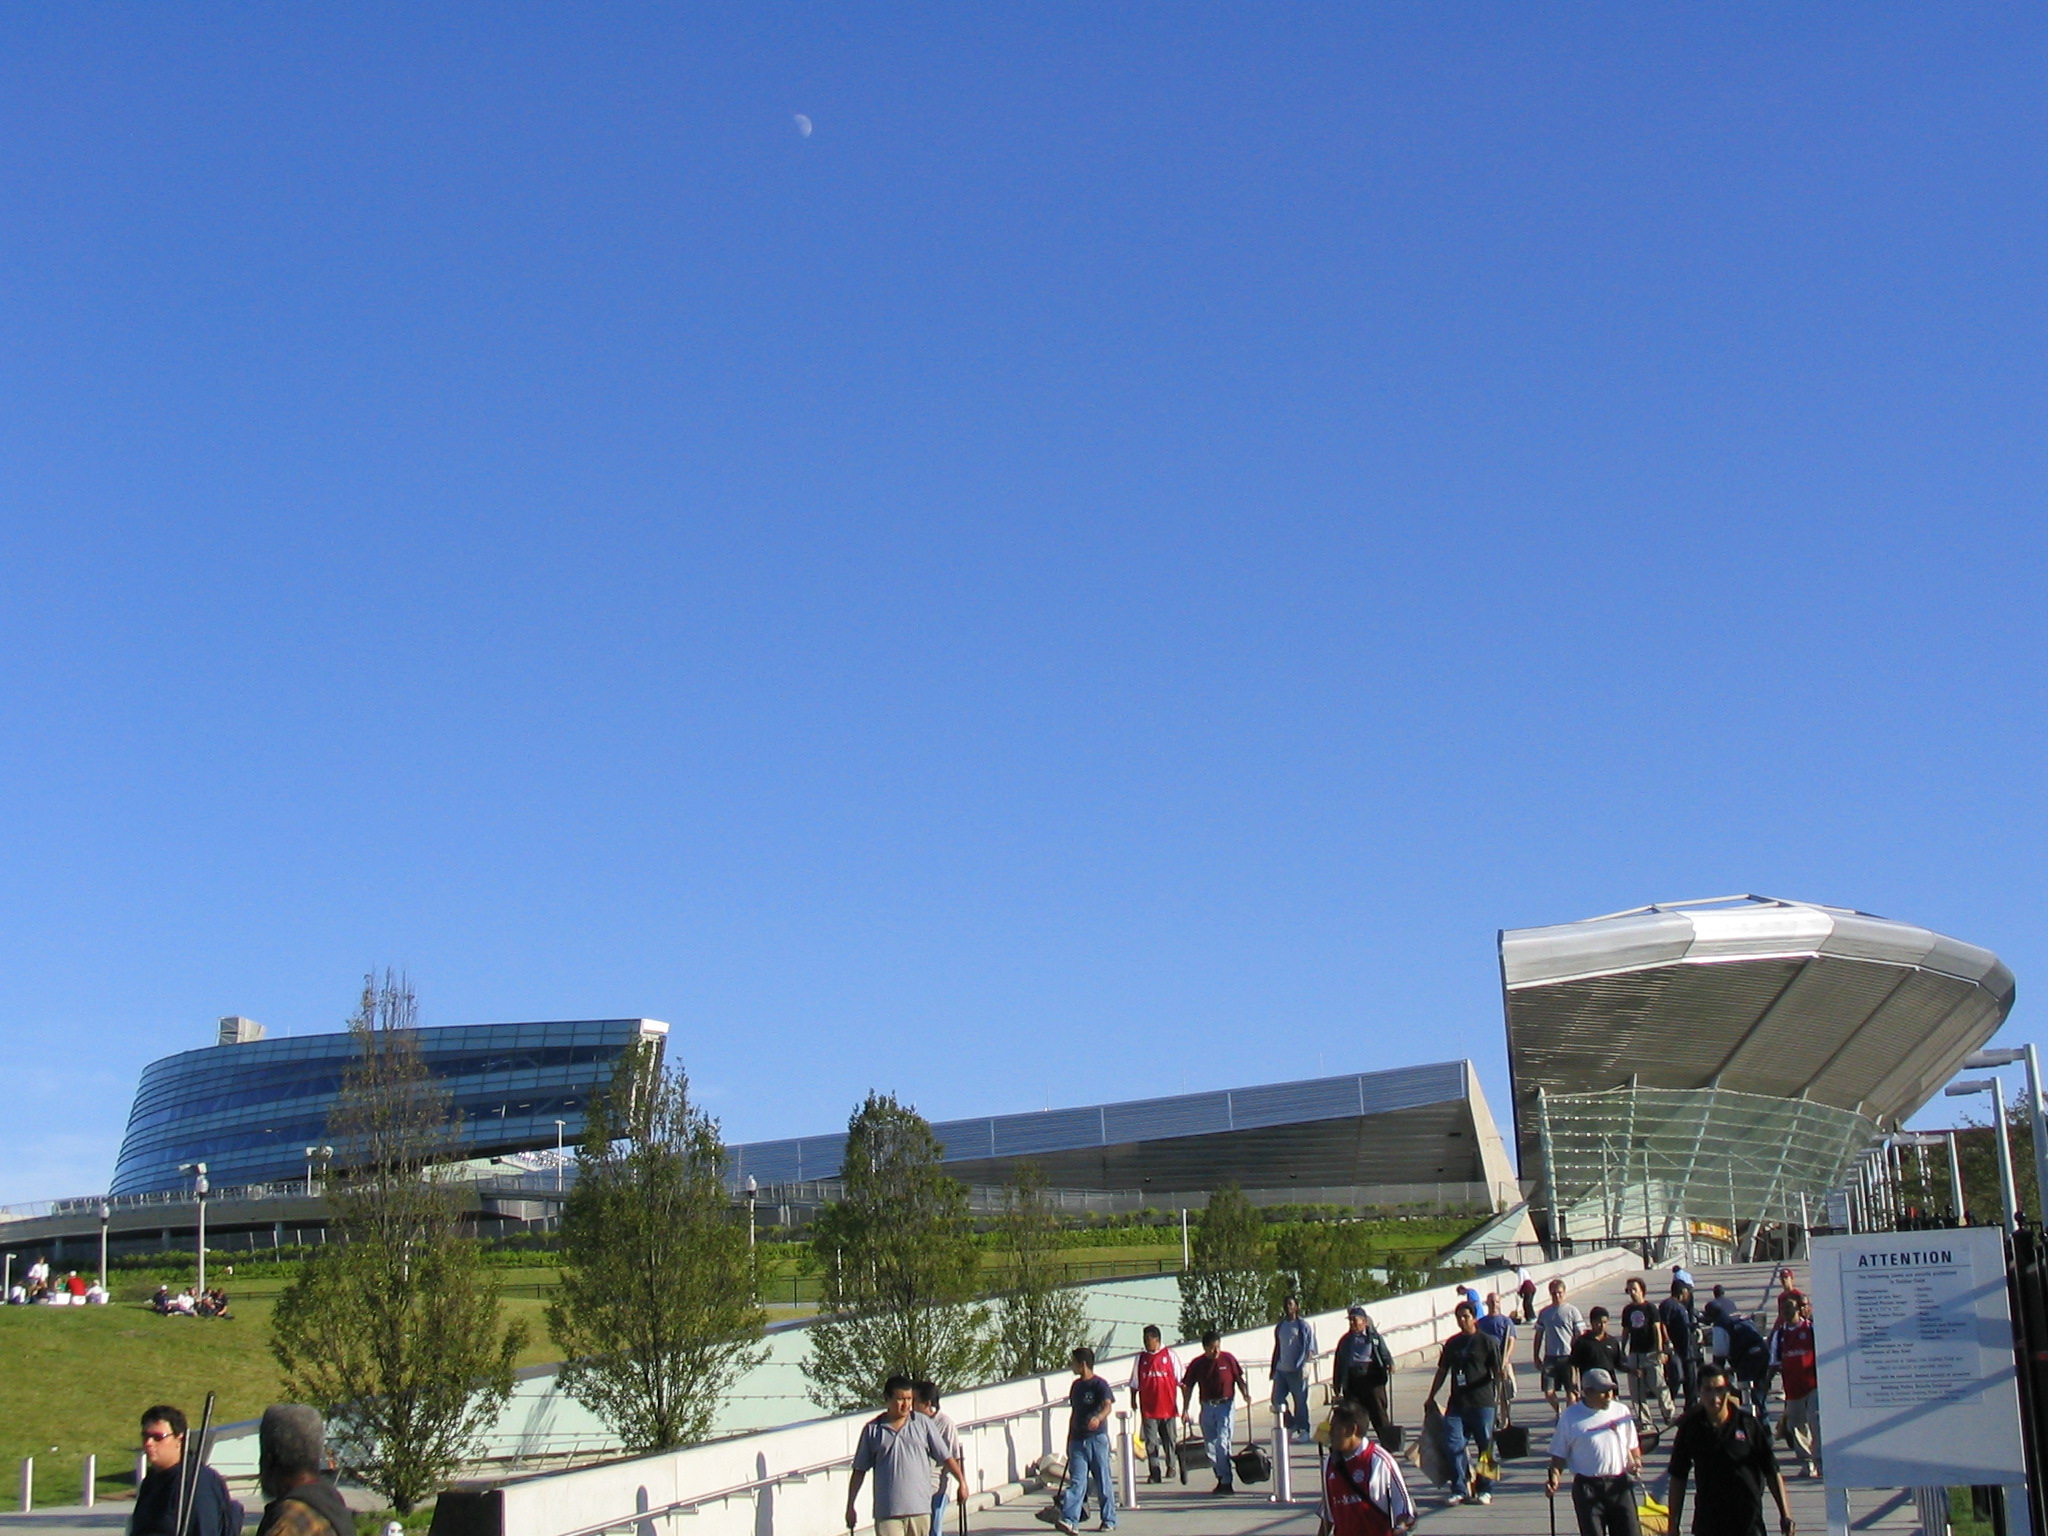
[1271,1294,1320,1444]
[1476,1293,1519,1425]
[1054,1348,1118,1534]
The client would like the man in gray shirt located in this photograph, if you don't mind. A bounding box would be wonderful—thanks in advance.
[846,1376,965,1536]
[1269,1294,1319,1443]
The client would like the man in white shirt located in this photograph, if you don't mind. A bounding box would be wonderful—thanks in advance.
[1545,1369,1642,1536]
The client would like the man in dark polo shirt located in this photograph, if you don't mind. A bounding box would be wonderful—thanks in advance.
[1180,1331,1254,1495]
[1666,1367,1794,1536]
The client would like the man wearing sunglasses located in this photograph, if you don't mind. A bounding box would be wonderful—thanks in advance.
[1666,1367,1795,1536]
[131,1405,239,1536]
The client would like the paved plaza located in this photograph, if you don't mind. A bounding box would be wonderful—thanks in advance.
[970,1262,1924,1536]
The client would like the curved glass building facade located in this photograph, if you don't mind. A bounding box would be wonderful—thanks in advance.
[111,1018,667,1195]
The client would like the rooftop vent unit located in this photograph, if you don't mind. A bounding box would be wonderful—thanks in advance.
[217,1015,267,1046]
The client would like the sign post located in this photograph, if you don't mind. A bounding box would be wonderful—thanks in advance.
[1810,1227,2030,1536]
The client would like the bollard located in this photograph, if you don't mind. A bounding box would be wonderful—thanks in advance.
[135,1452,148,1493]
[83,1455,95,1509]
[1271,1417,1293,1504]
[1116,1412,1138,1511]
[19,1456,31,1512]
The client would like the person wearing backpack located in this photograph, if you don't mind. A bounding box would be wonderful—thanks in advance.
[131,1405,241,1536]
[1319,1401,1416,1536]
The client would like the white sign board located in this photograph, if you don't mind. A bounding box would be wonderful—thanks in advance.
[1810,1227,2027,1486]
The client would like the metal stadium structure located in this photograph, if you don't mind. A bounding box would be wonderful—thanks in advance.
[728,1059,1522,1212]
[1500,896,2016,1255]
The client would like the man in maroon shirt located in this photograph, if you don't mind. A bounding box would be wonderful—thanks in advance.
[1180,1331,1254,1494]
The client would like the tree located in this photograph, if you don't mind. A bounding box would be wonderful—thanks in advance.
[547,1041,767,1450]
[1177,1183,1271,1340]
[1951,1105,2040,1226]
[1272,1219,1385,1313]
[993,1161,1089,1377]
[271,972,527,1513]
[802,1093,996,1411]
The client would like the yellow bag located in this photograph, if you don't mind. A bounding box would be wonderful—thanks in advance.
[1638,1494,1670,1535]
[1312,1413,1334,1447]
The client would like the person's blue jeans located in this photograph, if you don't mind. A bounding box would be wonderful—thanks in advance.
[1199,1400,1236,1486]
[928,1470,948,1536]
[1271,1368,1309,1434]
[1440,1401,1496,1494]
[1059,1431,1116,1529]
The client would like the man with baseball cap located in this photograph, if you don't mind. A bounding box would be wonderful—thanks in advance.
[1546,1368,1643,1536]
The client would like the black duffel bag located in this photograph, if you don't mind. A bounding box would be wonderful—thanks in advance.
[1232,1442,1273,1485]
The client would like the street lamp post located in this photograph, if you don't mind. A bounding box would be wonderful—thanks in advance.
[1946,1079,2017,1231]
[1947,1130,1968,1223]
[554,1120,566,1193]
[177,1164,210,1293]
[743,1175,759,1300]
[3,1254,13,1298]
[97,1203,110,1291]
[1964,1047,2048,1224]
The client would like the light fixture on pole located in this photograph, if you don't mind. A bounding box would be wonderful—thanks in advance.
[1947,1130,1967,1224]
[1964,1046,2047,1224]
[3,1254,13,1298]
[303,1145,333,1199]
[1945,1079,2017,1230]
[177,1163,210,1293]
[744,1175,758,1254]
[97,1202,111,1292]
[554,1120,567,1193]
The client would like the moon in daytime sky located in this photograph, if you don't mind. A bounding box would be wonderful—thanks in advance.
[793,114,812,137]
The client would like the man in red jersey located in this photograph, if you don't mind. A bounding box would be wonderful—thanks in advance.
[1127,1325,1182,1483]
[1320,1402,1416,1536]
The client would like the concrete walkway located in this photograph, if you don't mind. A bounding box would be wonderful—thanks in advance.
[968,1262,1928,1536]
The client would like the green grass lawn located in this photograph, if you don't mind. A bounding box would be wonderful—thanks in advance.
[0,1281,560,1509]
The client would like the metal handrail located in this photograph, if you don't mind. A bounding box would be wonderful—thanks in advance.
[548,1396,1074,1536]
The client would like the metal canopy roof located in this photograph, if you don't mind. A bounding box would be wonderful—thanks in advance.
[1500,896,2015,1139]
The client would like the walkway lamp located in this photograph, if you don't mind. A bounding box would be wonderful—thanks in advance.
[1964,1046,2048,1224]
[97,1202,110,1291]
[1945,1079,2017,1230]
[554,1120,566,1193]
[176,1163,209,1292]
[303,1145,333,1199]
[3,1253,13,1297]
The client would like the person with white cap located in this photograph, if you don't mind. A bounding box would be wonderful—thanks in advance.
[1546,1368,1643,1536]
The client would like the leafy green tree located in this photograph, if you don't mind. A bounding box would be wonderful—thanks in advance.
[271,973,526,1513]
[1948,1105,2039,1226]
[547,1041,767,1450]
[1272,1219,1385,1313]
[1177,1183,1271,1339]
[994,1161,1090,1377]
[803,1093,996,1411]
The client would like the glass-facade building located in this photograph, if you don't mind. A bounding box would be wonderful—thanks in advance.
[110,1018,667,1195]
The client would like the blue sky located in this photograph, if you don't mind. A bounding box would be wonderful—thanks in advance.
[2,6,2041,1204]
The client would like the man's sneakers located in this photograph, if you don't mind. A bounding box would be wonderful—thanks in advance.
[1210,1482,1235,1495]
[1052,1520,1080,1535]
[1474,1491,1494,1505]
